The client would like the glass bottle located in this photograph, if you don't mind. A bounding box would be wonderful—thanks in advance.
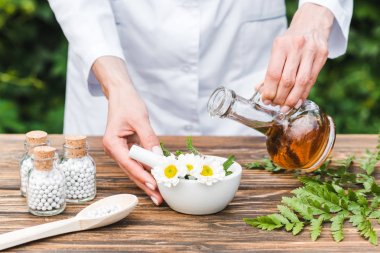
[207,87,336,172]
[59,136,96,203]
[28,146,66,216]
[20,130,49,197]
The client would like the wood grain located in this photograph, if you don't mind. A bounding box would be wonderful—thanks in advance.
[0,134,379,252]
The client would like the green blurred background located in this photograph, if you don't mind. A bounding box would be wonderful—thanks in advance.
[0,1,379,134]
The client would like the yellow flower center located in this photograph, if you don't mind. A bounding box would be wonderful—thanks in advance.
[164,164,178,178]
[201,165,214,176]
[186,164,194,171]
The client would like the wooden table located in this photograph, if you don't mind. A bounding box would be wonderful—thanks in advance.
[0,135,379,252]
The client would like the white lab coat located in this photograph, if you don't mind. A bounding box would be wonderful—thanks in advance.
[48,0,352,136]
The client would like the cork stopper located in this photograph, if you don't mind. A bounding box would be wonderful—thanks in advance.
[64,135,87,158]
[26,130,48,145]
[33,146,56,171]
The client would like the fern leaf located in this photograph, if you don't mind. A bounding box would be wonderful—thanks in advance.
[244,216,283,231]
[303,198,331,215]
[285,223,294,232]
[330,212,348,242]
[268,213,290,225]
[245,158,283,172]
[369,230,378,246]
[292,222,304,235]
[368,209,380,219]
[277,205,300,223]
[310,216,324,241]
[349,214,378,245]
[292,184,343,213]
[360,149,378,175]
[281,197,313,220]
[371,196,380,209]
[335,155,355,168]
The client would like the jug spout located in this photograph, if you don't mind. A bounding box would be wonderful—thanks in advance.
[208,87,276,131]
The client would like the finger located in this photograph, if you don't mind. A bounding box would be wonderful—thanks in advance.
[126,133,141,148]
[134,117,162,154]
[301,35,328,101]
[122,167,163,205]
[103,133,158,190]
[132,176,163,205]
[262,38,287,104]
[282,44,315,111]
[272,52,301,106]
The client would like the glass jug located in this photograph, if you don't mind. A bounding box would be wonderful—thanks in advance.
[207,87,336,172]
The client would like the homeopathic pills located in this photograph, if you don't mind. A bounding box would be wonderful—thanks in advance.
[59,136,96,203]
[27,146,66,216]
[20,130,49,197]
[85,204,121,219]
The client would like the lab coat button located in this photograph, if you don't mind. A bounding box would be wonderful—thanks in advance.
[181,65,191,73]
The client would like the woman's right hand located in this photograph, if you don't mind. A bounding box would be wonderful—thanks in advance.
[92,56,163,205]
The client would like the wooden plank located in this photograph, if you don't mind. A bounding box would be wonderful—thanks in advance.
[0,134,379,252]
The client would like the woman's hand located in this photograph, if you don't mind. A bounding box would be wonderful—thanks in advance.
[93,56,163,205]
[260,3,334,113]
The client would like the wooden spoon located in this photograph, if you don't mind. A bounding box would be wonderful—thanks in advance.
[0,194,138,250]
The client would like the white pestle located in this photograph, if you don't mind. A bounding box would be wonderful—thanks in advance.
[0,194,138,251]
[129,145,166,167]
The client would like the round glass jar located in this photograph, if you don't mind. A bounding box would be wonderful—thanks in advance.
[27,146,66,216]
[59,136,96,203]
[20,130,49,197]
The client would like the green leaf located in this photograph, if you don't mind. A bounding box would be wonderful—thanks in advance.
[223,155,235,176]
[174,150,183,156]
[369,230,378,246]
[369,210,380,219]
[336,155,355,168]
[160,142,172,157]
[349,214,378,245]
[359,149,378,175]
[186,136,201,155]
[331,212,348,242]
[371,196,380,209]
[245,158,283,173]
[277,205,300,223]
[310,216,324,241]
[268,213,290,225]
[285,223,294,232]
[244,216,284,231]
[292,184,343,213]
[292,222,304,235]
[281,197,313,220]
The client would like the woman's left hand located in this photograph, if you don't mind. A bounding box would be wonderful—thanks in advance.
[259,3,334,113]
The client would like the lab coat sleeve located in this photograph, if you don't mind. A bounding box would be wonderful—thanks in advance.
[48,0,125,91]
[298,0,353,58]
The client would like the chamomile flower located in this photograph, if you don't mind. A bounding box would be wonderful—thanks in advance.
[193,158,225,186]
[151,158,187,187]
[177,153,203,177]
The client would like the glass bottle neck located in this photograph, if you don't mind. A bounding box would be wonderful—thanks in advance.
[32,157,57,172]
[207,87,282,133]
[24,141,49,156]
[63,145,88,159]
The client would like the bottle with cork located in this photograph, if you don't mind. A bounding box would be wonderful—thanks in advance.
[27,146,66,216]
[59,136,96,203]
[19,130,50,197]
